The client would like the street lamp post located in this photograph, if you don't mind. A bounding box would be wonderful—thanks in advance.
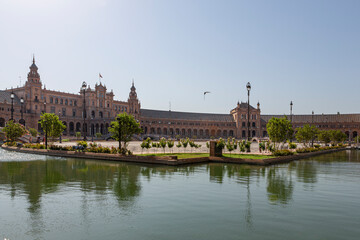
[10,91,14,121]
[44,119,48,149]
[246,82,251,141]
[43,101,46,113]
[117,116,122,150]
[20,97,24,125]
[91,117,94,142]
[311,111,314,147]
[82,81,87,141]
[290,101,293,142]
[58,111,62,143]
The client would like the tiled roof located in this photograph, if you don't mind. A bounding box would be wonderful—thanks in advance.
[140,109,235,122]
[0,91,21,104]
[238,102,255,110]
[261,114,360,123]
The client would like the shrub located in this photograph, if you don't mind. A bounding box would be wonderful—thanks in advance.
[5,141,17,147]
[216,138,225,151]
[77,141,88,149]
[95,132,102,138]
[259,142,266,151]
[75,132,81,139]
[62,139,70,142]
[29,128,38,137]
[314,144,320,148]
[273,149,294,156]
[289,142,297,149]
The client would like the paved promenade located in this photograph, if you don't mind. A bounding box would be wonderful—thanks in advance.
[54,140,269,155]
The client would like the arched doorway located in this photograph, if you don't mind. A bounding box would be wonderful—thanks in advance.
[76,122,81,132]
[62,121,67,135]
[69,122,74,134]
[100,124,104,134]
[0,118,5,127]
[353,131,358,139]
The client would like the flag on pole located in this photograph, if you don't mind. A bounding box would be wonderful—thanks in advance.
[99,73,103,78]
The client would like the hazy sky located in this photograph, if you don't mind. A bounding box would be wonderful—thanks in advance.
[0,0,359,115]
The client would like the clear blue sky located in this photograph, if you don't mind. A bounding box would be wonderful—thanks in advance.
[0,0,359,115]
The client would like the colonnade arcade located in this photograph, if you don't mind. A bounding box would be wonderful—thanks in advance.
[142,125,235,139]
[37,119,110,136]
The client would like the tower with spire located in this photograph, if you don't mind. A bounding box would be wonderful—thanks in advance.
[128,80,140,119]
[25,56,43,113]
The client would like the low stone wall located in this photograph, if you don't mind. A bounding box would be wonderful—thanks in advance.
[210,147,346,166]
[1,145,346,166]
[0,146,209,166]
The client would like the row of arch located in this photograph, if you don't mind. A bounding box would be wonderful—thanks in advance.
[0,117,25,127]
[37,121,110,136]
[143,127,235,138]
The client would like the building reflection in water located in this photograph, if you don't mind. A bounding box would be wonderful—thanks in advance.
[0,155,333,233]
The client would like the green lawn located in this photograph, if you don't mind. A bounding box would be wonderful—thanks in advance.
[138,152,274,160]
[222,153,274,159]
[138,153,209,159]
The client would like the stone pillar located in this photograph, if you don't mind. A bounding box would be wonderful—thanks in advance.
[210,141,222,157]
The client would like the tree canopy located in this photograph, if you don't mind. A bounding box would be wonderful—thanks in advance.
[266,116,293,149]
[295,124,318,147]
[109,113,142,151]
[317,130,331,145]
[3,120,27,142]
[39,113,66,142]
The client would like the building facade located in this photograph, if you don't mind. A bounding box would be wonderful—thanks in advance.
[1,59,359,140]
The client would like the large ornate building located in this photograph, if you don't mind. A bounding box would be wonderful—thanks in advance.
[1,58,359,140]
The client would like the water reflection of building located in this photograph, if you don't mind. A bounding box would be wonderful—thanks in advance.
[1,58,359,140]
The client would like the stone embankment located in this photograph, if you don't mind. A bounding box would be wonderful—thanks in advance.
[1,145,346,166]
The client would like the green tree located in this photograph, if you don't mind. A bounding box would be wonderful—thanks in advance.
[159,137,167,153]
[329,130,347,145]
[181,138,189,153]
[167,139,174,153]
[108,113,142,151]
[266,116,293,150]
[3,120,27,142]
[317,130,331,146]
[226,138,237,156]
[40,113,66,142]
[295,124,319,147]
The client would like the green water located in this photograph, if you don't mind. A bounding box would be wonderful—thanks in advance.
[0,149,359,240]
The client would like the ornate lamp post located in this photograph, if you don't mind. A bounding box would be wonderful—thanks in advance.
[20,97,24,125]
[58,111,62,143]
[10,91,14,121]
[290,101,293,123]
[91,117,94,142]
[117,115,122,150]
[311,111,314,147]
[44,119,48,149]
[290,101,293,142]
[82,81,87,140]
[246,82,251,141]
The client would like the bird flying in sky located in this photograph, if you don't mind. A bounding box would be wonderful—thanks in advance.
[204,91,211,100]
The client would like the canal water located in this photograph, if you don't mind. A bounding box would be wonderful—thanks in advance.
[0,149,359,240]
